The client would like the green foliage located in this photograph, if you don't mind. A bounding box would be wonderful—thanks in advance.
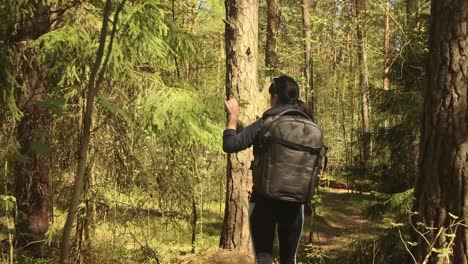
[139,83,223,150]
[0,49,22,121]
[340,227,409,264]
[364,189,414,223]
[305,244,328,264]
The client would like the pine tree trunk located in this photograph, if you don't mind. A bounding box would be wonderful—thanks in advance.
[220,0,261,253]
[412,0,468,263]
[355,0,371,176]
[263,0,280,110]
[265,0,279,74]
[406,0,419,27]
[14,71,52,256]
[301,0,314,113]
[13,2,53,257]
[383,0,390,92]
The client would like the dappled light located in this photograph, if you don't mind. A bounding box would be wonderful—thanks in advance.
[0,0,466,263]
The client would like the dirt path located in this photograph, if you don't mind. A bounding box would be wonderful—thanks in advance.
[297,188,386,262]
[178,188,385,264]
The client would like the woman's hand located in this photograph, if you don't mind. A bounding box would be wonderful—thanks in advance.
[225,97,239,129]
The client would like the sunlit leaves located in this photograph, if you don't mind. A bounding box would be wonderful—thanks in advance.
[139,83,223,150]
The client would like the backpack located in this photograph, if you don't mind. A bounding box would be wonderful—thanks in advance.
[251,109,327,203]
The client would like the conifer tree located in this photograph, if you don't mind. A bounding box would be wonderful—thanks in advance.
[412,0,468,262]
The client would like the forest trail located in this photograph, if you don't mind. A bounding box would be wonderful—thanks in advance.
[298,187,386,262]
[179,187,387,263]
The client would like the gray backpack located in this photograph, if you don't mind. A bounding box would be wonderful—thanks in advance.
[251,109,327,203]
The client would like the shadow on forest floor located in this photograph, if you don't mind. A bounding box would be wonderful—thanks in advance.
[178,188,389,264]
[296,188,389,263]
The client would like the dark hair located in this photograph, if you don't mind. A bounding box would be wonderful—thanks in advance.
[268,75,299,105]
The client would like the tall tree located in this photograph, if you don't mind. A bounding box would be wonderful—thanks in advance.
[265,0,280,73]
[59,0,125,262]
[220,0,261,253]
[355,0,371,176]
[301,0,314,113]
[383,0,391,92]
[406,0,419,27]
[8,2,53,256]
[412,0,468,263]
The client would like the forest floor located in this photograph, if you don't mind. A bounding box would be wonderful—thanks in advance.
[178,187,390,264]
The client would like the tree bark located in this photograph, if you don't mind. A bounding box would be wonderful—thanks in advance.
[355,0,371,176]
[383,0,391,92]
[263,0,280,110]
[12,2,53,257]
[14,71,52,257]
[412,0,468,263]
[220,0,261,253]
[301,0,314,114]
[406,0,419,27]
[265,0,280,74]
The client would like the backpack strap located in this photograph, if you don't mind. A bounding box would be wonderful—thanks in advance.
[318,145,328,171]
[277,109,311,120]
[268,137,322,153]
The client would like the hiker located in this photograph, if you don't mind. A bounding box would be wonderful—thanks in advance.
[223,75,323,264]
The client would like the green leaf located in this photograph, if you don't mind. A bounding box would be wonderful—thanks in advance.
[448,212,459,220]
[97,95,128,119]
[446,233,456,239]
[14,152,30,162]
[30,142,53,155]
[407,241,418,247]
[390,222,404,227]
[39,97,66,115]
[1,195,16,203]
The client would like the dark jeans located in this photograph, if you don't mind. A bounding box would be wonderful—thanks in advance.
[249,197,304,264]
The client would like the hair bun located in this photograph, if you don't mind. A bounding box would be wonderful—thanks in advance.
[269,75,300,105]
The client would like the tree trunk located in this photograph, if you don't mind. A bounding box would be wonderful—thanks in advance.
[60,1,124,262]
[383,0,390,92]
[220,0,261,253]
[406,0,419,27]
[412,0,468,263]
[13,2,53,257]
[265,0,280,74]
[14,71,52,257]
[355,0,371,177]
[301,0,314,114]
[72,159,93,264]
[263,0,280,110]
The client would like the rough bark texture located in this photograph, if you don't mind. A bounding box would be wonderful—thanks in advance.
[14,71,52,256]
[301,0,314,113]
[13,2,53,256]
[406,0,419,27]
[355,0,371,176]
[220,0,261,253]
[412,0,468,263]
[265,0,279,73]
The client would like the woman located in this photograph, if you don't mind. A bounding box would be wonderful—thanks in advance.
[223,75,310,264]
